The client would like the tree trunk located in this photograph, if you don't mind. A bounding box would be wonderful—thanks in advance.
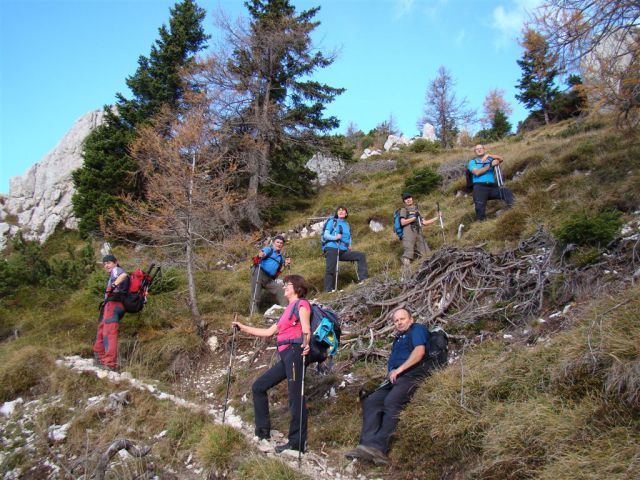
[186,153,203,337]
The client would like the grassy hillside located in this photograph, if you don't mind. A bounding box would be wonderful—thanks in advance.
[1,115,639,478]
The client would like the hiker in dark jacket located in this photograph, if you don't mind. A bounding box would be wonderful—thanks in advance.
[345,308,430,465]
[93,254,129,371]
[322,206,368,292]
[233,274,311,454]
[399,192,440,267]
[249,235,291,315]
[468,144,515,220]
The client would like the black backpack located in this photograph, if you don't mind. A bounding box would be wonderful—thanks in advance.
[427,326,449,368]
[404,324,449,376]
[465,167,474,193]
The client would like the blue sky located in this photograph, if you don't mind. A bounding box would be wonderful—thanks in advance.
[0,0,541,194]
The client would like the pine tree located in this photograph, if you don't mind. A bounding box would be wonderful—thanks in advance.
[204,0,344,227]
[72,0,209,236]
[490,109,512,139]
[515,29,559,125]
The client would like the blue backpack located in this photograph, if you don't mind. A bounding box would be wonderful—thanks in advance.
[393,210,404,240]
[287,300,341,366]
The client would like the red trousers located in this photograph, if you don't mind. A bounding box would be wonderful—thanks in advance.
[93,301,125,368]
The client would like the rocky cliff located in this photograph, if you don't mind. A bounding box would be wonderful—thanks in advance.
[0,109,104,250]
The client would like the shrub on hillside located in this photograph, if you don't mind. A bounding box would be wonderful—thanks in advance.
[0,235,95,298]
[554,211,623,247]
[196,424,247,473]
[493,209,528,241]
[407,139,440,154]
[237,457,310,480]
[0,346,55,401]
[404,167,442,196]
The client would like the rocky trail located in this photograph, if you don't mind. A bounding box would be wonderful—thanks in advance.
[9,355,367,480]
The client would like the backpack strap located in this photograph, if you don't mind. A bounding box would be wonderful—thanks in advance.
[287,299,301,325]
[260,247,284,276]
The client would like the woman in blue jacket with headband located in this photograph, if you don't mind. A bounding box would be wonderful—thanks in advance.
[322,206,368,292]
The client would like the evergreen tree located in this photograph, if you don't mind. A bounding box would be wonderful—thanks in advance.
[515,29,559,125]
[205,0,344,227]
[490,109,512,139]
[72,0,209,236]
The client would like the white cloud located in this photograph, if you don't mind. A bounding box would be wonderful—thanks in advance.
[491,0,543,50]
[395,0,415,18]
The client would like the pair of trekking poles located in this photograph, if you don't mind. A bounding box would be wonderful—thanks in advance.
[224,317,306,467]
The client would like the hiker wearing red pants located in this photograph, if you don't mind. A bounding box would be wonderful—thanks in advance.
[93,254,129,370]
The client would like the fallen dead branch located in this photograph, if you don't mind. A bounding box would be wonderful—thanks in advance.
[93,439,151,480]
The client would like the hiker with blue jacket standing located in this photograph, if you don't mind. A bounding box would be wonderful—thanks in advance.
[469,144,515,220]
[322,206,368,292]
[250,235,291,315]
[345,308,430,465]
[233,274,311,454]
[93,254,129,371]
[399,192,440,267]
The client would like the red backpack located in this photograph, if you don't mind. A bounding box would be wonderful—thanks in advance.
[122,264,161,313]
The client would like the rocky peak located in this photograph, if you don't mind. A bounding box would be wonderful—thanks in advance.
[0,109,105,250]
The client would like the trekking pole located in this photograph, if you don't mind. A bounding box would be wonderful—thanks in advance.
[298,355,306,468]
[495,164,505,202]
[436,202,446,244]
[222,316,238,424]
[334,247,340,291]
[249,266,261,316]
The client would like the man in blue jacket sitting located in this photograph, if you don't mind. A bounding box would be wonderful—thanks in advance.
[345,308,431,465]
[469,144,515,220]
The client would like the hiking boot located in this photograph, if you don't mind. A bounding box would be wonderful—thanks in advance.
[255,428,270,441]
[345,445,374,461]
[358,445,389,465]
[275,442,304,454]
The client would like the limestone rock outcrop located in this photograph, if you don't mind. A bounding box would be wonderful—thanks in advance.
[305,153,345,186]
[422,123,436,141]
[0,109,105,250]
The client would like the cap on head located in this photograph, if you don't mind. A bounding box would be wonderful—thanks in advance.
[274,235,285,243]
[102,254,117,263]
[401,192,413,201]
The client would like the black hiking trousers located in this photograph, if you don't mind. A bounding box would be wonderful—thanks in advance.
[472,183,515,220]
[323,247,369,292]
[252,344,307,448]
[359,373,422,454]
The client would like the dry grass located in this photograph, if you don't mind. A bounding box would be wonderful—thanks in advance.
[0,345,55,401]
[236,456,312,480]
[195,424,249,473]
[391,285,640,479]
[1,115,639,477]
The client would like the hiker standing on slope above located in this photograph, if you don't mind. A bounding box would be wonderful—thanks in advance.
[345,308,431,465]
[398,192,440,267]
[322,206,369,292]
[233,274,311,454]
[468,144,515,221]
[249,235,291,315]
[93,254,129,371]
